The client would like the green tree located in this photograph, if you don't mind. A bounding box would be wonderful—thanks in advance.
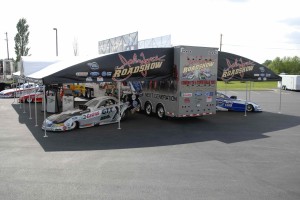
[262,60,272,67]
[267,56,300,75]
[14,18,30,63]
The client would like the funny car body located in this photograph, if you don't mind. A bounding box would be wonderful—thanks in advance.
[216,92,262,112]
[0,83,39,98]
[42,96,133,131]
[19,88,53,103]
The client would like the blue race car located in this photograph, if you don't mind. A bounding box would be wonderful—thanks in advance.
[216,92,262,112]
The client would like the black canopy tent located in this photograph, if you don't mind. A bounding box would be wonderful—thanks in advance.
[25,48,283,136]
[29,48,175,84]
[27,48,175,136]
[28,49,281,84]
[218,51,281,82]
[217,51,282,115]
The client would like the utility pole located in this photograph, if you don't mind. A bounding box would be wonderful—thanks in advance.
[5,32,9,59]
[219,33,223,52]
[53,28,58,56]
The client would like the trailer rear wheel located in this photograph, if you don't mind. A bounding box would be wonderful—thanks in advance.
[156,105,166,119]
[145,103,152,116]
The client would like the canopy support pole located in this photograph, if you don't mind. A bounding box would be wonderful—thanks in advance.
[224,80,227,95]
[23,81,26,113]
[12,77,15,104]
[29,92,32,119]
[279,81,282,114]
[19,81,22,109]
[244,81,248,117]
[43,85,48,137]
[249,81,252,101]
[118,81,121,130]
[34,83,38,126]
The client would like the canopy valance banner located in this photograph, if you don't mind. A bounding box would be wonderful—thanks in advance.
[218,51,281,81]
[32,48,174,84]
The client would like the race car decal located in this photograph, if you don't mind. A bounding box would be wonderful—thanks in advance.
[224,102,233,107]
[83,111,100,119]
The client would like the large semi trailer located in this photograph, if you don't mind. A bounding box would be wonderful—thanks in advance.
[139,45,218,119]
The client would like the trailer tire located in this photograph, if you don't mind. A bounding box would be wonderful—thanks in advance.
[145,103,152,116]
[156,105,166,119]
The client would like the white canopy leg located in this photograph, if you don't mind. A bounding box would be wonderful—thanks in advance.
[118,81,121,130]
[34,83,38,126]
[244,81,248,117]
[43,85,48,137]
[279,81,282,114]
[19,81,22,109]
[23,81,26,113]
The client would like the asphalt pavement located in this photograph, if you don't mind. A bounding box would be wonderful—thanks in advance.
[0,90,299,200]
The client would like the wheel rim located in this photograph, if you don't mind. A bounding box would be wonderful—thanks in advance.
[246,104,253,112]
[157,106,165,118]
[70,122,77,130]
[145,104,152,115]
[27,98,32,103]
[121,110,127,121]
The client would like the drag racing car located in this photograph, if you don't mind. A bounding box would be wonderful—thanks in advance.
[42,96,133,131]
[0,83,38,98]
[216,92,262,112]
[19,88,54,103]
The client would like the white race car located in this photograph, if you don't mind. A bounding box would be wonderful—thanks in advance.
[0,83,39,98]
[42,96,132,131]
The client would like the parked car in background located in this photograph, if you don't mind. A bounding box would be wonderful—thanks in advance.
[42,96,131,132]
[0,83,39,98]
[216,92,262,112]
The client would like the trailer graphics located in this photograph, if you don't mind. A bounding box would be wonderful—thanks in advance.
[112,52,167,81]
[139,46,218,119]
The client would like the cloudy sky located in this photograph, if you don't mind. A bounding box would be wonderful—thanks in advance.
[0,0,299,63]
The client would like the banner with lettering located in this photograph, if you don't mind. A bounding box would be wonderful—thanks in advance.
[37,48,174,84]
[218,51,281,82]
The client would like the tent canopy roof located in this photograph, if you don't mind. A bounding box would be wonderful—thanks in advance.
[25,48,281,84]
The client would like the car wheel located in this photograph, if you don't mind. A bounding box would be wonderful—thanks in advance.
[121,109,129,121]
[246,104,254,112]
[156,105,166,119]
[145,103,152,116]
[26,98,32,103]
[70,121,78,130]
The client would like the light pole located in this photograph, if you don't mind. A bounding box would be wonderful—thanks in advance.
[5,32,9,59]
[220,33,223,52]
[53,28,58,56]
